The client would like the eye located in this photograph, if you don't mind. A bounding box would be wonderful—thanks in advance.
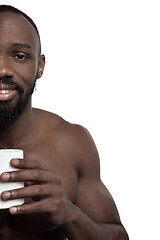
[14,54,27,60]
[12,52,29,61]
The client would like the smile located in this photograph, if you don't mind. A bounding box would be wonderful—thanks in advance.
[0,90,18,101]
[0,90,13,94]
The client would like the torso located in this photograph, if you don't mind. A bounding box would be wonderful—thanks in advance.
[0,108,79,239]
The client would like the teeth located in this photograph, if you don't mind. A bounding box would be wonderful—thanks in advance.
[0,90,13,94]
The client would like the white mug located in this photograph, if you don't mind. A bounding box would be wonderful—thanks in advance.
[0,149,24,209]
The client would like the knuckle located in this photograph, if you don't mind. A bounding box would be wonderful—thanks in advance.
[35,185,42,195]
[17,159,25,168]
[33,170,41,180]
[41,199,49,210]
[55,199,62,209]
[32,159,41,169]
[10,190,18,199]
[12,170,26,181]
[35,203,41,212]
[19,205,26,213]
[10,171,18,180]
[54,176,61,185]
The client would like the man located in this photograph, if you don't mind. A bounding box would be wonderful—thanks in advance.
[0,5,129,239]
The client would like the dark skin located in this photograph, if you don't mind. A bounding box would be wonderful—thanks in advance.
[0,12,129,239]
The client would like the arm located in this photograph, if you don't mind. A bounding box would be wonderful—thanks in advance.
[61,180,128,240]
[62,209,127,240]
[60,125,129,240]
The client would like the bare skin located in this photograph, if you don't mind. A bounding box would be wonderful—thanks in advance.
[0,11,129,239]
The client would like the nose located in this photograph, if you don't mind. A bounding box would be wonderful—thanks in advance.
[0,56,14,79]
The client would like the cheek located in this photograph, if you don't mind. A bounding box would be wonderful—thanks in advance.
[14,63,38,87]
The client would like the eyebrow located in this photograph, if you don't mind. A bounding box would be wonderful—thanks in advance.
[11,42,32,49]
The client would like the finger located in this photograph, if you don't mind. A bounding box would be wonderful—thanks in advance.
[9,198,50,215]
[0,169,56,183]
[10,158,42,170]
[1,184,51,200]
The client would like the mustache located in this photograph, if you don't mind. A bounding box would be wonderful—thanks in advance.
[0,78,24,94]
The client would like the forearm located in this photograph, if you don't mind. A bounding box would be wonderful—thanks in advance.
[61,205,129,240]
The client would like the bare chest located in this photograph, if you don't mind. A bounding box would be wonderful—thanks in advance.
[0,143,78,238]
[25,144,79,201]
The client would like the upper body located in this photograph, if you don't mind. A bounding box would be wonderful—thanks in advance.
[0,5,129,240]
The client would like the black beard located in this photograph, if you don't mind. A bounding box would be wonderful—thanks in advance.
[0,78,36,128]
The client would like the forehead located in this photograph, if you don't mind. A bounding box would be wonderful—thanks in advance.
[0,12,39,53]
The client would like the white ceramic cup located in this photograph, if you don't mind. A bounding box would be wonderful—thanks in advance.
[0,149,24,209]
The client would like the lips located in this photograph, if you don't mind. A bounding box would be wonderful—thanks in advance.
[0,83,18,101]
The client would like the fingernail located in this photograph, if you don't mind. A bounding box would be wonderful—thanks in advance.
[9,207,17,214]
[1,173,10,182]
[2,191,11,200]
[11,159,20,166]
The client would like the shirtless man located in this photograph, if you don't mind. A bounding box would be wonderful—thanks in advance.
[0,5,129,240]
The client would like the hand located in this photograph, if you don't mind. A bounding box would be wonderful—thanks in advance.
[0,158,74,226]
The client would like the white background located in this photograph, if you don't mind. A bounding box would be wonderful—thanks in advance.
[1,0,160,239]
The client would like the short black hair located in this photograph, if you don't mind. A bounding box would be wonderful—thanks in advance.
[0,5,41,54]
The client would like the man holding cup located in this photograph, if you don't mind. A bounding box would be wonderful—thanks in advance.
[0,5,128,240]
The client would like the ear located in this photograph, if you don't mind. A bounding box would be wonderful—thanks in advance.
[36,54,45,79]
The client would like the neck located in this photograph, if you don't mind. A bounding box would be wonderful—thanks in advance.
[0,100,34,149]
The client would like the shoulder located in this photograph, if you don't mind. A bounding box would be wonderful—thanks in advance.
[33,108,100,176]
[33,108,64,127]
[58,121,100,178]
[33,107,92,142]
